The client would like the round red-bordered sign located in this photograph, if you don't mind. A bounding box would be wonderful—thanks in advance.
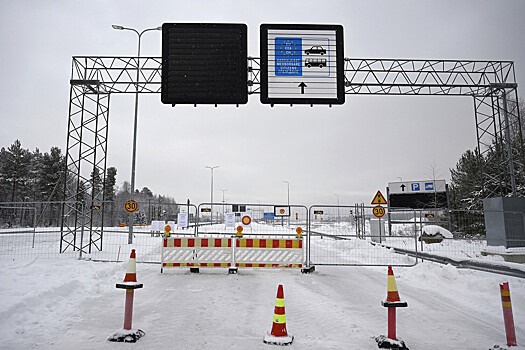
[241,215,251,225]
[124,199,138,213]
[373,205,386,218]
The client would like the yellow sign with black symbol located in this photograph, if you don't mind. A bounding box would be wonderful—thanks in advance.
[373,205,386,218]
[371,190,387,205]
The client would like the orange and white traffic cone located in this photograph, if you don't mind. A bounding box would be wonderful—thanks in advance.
[122,249,138,283]
[263,284,294,345]
[376,266,408,349]
[108,249,145,343]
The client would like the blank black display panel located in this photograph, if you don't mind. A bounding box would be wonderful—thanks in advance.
[162,23,248,105]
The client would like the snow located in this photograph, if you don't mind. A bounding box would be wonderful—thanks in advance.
[1,229,524,349]
[421,224,454,238]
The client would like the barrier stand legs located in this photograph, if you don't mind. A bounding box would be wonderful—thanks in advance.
[229,226,243,274]
[375,266,408,349]
[108,249,145,343]
[500,282,518,347]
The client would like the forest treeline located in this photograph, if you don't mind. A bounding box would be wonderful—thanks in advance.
[0,140,176,207]
[1,98,524,210]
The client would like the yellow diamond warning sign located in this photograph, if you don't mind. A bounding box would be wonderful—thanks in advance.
[371,190,387,205]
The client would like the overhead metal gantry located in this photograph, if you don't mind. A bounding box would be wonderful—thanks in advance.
[60,56,523,253]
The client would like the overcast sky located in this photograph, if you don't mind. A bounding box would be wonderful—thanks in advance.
[1,0,524,206]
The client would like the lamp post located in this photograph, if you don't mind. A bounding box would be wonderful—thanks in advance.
[206,166,219,223]
[220,189,228,219]
[283,181,290,205]
[334,193,340,223]
[283,181,290,227]
[112,24,161,244]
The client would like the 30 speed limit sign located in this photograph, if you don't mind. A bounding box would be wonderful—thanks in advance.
[124,199,138,213]
[373,205,385,218]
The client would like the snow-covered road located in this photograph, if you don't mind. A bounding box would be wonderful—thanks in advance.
[1,256,523,349]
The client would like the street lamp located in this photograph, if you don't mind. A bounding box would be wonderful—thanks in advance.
[283,181,290,227]
[112,24,161,244]
[206,166,219,223]
[334,193,340,223]
[283,181,290,205]
[220,189,228,219]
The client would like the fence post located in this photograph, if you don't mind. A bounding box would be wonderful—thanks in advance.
[79,200,85,260]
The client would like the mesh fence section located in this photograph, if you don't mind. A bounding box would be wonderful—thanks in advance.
[1,201,523,266]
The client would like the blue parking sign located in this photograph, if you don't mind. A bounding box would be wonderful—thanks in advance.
[411,183,420,191]
[275,38,302,76]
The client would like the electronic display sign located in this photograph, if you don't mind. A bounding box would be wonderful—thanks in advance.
[161,23,248,105]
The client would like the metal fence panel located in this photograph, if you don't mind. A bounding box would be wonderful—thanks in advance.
[308,205,418,267]
[2,201,523,267]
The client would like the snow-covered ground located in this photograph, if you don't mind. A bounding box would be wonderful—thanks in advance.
[1,224,524,349]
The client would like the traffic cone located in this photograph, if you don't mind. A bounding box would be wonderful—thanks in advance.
[383,266,407,307]
[123,249,138,283]
[109,249,144,343]
[263,284,294,345]
[377,266,408,349]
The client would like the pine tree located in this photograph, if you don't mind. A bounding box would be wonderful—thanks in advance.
[450,149,484,210]
[1,140,32,202]
[450,98,525,208]
[103,167,117,226]
[104,167,117,201]
[38,147,65,202]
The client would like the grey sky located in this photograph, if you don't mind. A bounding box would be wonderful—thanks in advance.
[1,0,524,206]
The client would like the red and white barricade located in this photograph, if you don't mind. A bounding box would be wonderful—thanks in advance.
[234,238,303,269]
[161,236,303,273]
[161,237,232,272]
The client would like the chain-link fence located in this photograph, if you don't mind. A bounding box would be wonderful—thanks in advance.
[387,208,525,261]
[1,201,524,266]
[308,205,418,267]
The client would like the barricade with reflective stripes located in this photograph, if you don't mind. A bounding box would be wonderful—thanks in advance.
[235,238,303,268]
[161,236,303,272]
[161,237,232,272]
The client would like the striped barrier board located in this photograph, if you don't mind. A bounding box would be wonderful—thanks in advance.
[161,236,304,272]
[161,237,232,272]
[235,238,303,268]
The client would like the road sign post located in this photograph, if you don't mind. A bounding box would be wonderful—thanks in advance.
[371,191,388,242]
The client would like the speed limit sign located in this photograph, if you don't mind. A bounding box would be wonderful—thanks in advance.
[373,205,385,218]
[124,199,138,213]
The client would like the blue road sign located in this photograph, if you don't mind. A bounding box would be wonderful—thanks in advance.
[275,37,302,76]
[411,183,420,191]
[263,212,275,221]
[425,182,434,191]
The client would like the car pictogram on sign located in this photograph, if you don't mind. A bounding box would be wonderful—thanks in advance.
[304,46,326,55]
